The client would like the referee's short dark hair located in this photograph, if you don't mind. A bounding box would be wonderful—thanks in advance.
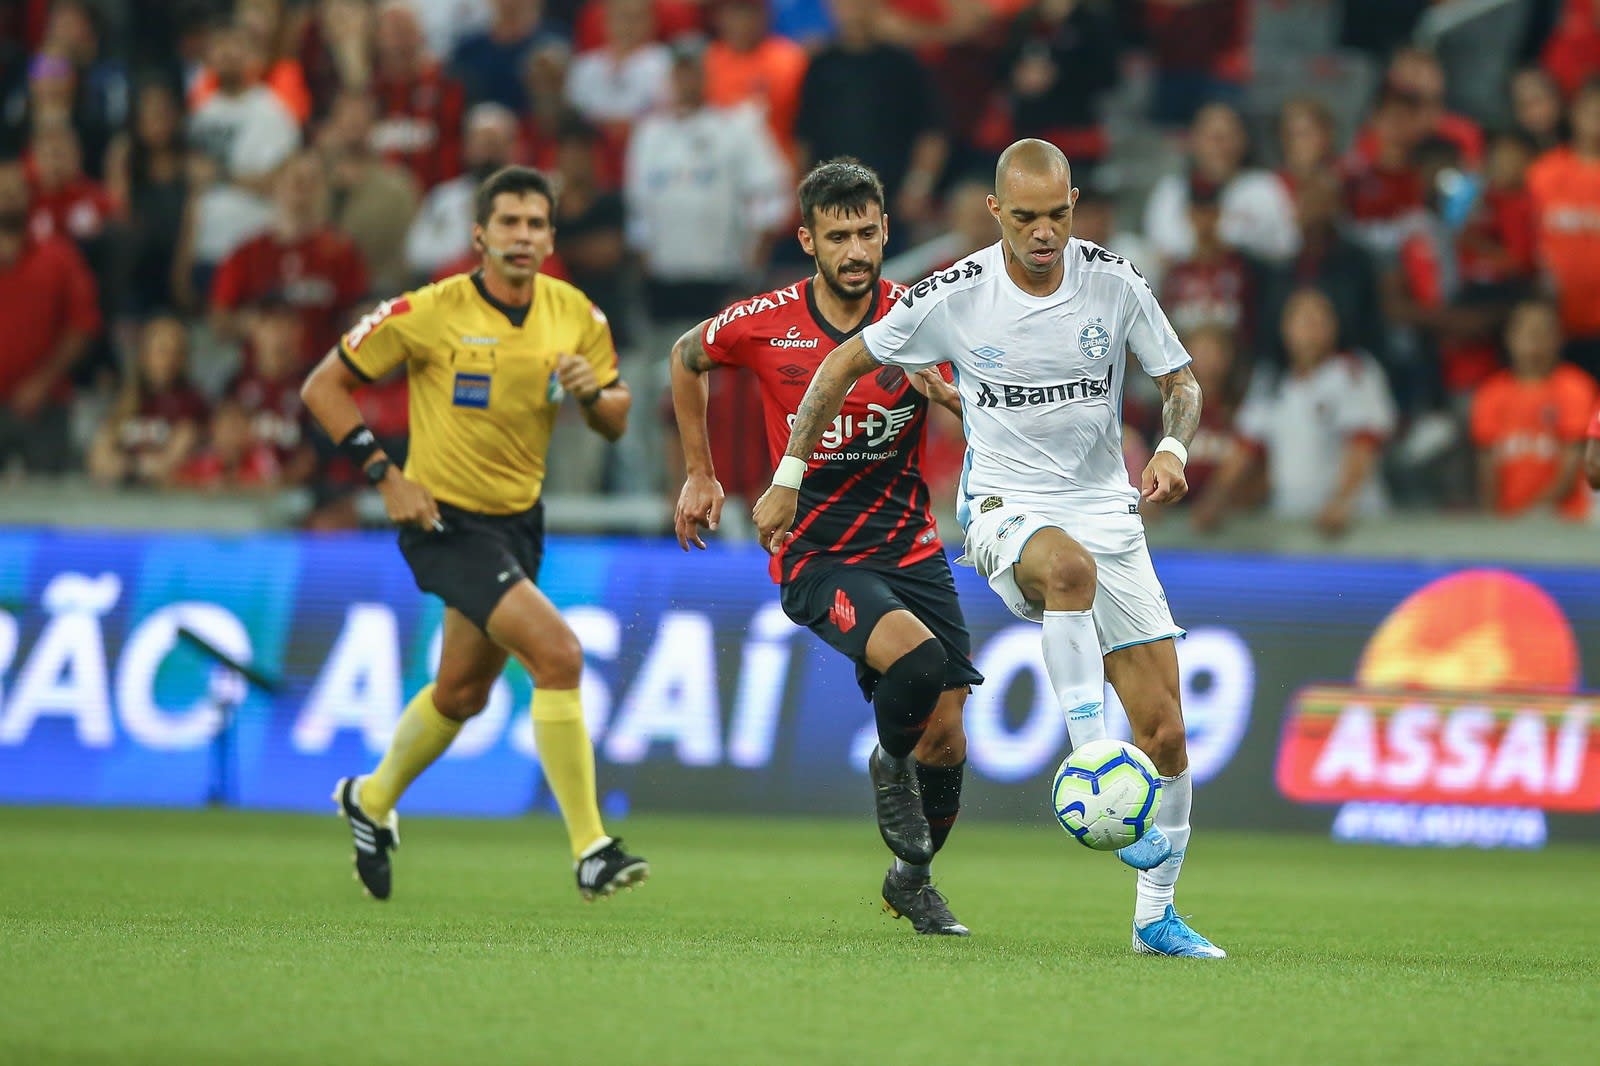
[475,166,558,225]
[798,158,885,229]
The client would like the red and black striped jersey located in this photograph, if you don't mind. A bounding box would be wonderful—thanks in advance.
[703,276,945,583]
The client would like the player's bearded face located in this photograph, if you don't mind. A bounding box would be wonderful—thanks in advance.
[806,207,886,300]
[479,192,555,282]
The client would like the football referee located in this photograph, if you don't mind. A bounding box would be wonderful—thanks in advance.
[302,166,648,902]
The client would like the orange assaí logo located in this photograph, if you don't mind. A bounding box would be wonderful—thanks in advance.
[1275,569,1599,812]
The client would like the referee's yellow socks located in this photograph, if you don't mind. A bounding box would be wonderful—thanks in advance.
[359,684,462,820]
[531,688,607,859]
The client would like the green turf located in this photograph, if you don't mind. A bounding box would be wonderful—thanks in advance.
[0,807,1594,1066]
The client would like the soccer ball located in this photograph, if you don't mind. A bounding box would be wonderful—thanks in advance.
[1052,739,1163,851]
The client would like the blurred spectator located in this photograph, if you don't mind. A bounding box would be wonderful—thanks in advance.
[25,119,112,263]
[31,2,126,178]
[795,0,948,225]
[1276,96,1338,198]
[187,22,301,191]
[317,90,422,294]
[105,80,188,318]
[1528,78,1600,378]
[1161,175,1256,352]
[519,38,576,172]
[999,0,1119,173]
[705,0,809,163]
[1470,299,1598,521]
[626,39,788,326]
[1176,325,1255,533]
[1388,137,1532,410]
[553,118,629,342]
[86,315,205,487]
[185,21,301,293]
[371,1,467,188]
[881,174,998,282]
[1144,102,1298,266]
[1142,0,1246,126]
[190,0,313,124]
[452,0,563,111]
[1372,48,1484,169]
[1342,89,1427,258]
[1511,67,1566,153]
[405,101,518,282]
[402,0,494,61]
[569,0,703,51]
[297,0,376,119]
[1539,0,1600,98]
[1230,289,1397,536]
[1255,170,1384,376]
[176,399,287,492]
[210,150,370,366]
[564,0,672,128]
[226,298,317,485]
[0,156,99,476]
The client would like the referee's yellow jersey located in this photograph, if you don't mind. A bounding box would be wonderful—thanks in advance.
[339,271,620,514]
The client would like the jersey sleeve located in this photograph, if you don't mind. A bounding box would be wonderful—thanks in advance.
[1335,356,1397,441]
[1557,371,1598,441]
[861,288,945,372]
[338,293,419,382]
[701,301,751,368]
[1122,272,1192,377]
[577,301,621,388]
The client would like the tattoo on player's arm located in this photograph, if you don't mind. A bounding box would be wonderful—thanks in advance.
[675,325,717,373]
[785,337,877,459]
[1156,366,1203,447]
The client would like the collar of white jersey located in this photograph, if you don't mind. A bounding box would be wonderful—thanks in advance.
[992,238,1087,303]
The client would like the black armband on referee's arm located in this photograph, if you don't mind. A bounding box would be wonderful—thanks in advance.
[579,386,606,408]
[337,425,382,468]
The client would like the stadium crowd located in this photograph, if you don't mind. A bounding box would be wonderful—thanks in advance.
[3,0,1599,533]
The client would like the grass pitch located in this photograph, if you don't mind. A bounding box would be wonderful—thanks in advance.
[1,807,1593,1065]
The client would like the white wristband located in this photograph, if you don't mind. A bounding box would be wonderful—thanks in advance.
[1154,436,1188,467]
[772,455,807,489]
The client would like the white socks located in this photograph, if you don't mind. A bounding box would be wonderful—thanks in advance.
[1041,609,1107,747]
[1136,768,1193,927]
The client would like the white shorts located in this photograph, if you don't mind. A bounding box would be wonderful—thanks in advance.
[958,501,1183,655]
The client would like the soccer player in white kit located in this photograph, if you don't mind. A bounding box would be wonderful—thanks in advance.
[754,139,1226,957]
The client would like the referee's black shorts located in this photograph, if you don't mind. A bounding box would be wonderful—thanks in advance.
[398,500,545,631]
[780,553,984,701]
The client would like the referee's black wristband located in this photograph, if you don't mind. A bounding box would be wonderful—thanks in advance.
[337,425,381,468]
[579,387,604,408]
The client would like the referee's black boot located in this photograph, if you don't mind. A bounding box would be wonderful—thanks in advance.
[333,777,398,901]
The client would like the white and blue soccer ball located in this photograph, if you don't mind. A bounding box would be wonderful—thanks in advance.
[1052,739,1163,851]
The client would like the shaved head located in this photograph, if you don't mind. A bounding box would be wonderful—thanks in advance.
[995,138,1071,202]
[988,138,1077,292]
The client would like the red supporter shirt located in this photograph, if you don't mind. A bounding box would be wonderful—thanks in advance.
[1591,405,1600,439]
[1161,253,1255,348]
[0,235,101,402]
[702,277,945,583]
[228,370,306,465]
[117,385,210,457]
[371,62,466,189]
[211,229,370,366]
[177,444,282,490]
[27,177,115,245]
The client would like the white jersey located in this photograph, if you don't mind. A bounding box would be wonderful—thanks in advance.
[862,239,1192,523]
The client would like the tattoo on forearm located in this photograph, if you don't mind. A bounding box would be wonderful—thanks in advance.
[1158,367,1202,447]
[675,327,716,373]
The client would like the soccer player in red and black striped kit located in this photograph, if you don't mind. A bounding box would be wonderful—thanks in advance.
[671,160,982,935]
